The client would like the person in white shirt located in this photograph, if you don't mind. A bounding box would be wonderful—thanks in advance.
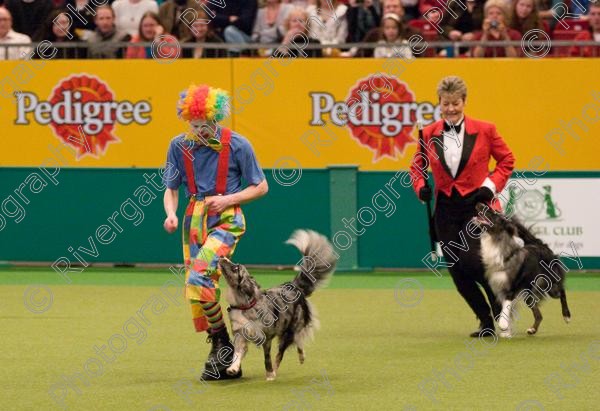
[306,0,348,48]
[0,6,31,60]
[112,0,159,37]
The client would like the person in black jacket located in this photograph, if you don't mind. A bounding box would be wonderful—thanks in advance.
[63,0,100,34]
[5,0,52,40]
[346,0,381,43]
[210,0,257,55]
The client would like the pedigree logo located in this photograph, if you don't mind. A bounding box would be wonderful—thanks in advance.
[15,74,152,159]
[310,75,441,161]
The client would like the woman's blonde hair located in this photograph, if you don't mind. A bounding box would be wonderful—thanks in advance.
[285,7,309,31]
[437,76,467,100]
[484,0,510,20]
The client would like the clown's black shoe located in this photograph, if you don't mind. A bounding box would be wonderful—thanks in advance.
[201,328,242,380]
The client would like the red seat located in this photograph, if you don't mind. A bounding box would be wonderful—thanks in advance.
[408,19,437,32]
[552,19,589,56]
[408,20,439,57]
[553,18,589,32]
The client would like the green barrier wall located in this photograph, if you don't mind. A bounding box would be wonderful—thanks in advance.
[0,168,598,269]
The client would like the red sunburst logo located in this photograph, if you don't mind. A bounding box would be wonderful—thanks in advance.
[49,74,120,159]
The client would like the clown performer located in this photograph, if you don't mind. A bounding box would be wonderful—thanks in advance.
[162,84,268,380]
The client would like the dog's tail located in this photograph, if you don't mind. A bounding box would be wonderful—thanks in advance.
[286,230,337,297]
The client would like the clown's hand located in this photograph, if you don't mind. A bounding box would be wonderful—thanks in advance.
[164,214,178,233]
[205,195,233,214]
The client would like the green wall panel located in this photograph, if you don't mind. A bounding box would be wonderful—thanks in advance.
[0,168,330,266]
[0,168,598,269]
[356,171,431,269]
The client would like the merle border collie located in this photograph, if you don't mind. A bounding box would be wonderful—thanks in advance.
[473,203,571,338]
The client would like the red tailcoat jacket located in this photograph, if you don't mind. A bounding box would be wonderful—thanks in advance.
[410,116,515,211]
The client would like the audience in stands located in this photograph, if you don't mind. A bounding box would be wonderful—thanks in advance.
[381,0,403,19]
[570,2,600,57]
[346,0,380,43]
[374,12,413,58]
[87,5,131,59]
[125,11,169,58]
[252,0,293,45]
[35,9,86,58]
[4,0,52,40]
[0,5,31,60]
[358,0,413,57]
[63,0,99,38]
[158,0,201,41]
[276,7,322,57]
[472,0,521,57]
[412,8,448,56]
[306,0,348,55]
[282,0,312,7]
[400,0,419,21]
[509,0,545,35]
[0,0,594,59]
[536,0,559,25]
[212,0,258,55]
[181,10,226,58]
[441,0,484,43]
[113,0,159,37]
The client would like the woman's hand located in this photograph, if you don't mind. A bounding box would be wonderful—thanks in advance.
[482,18,491,34]
[282,28,303,45]
[449,30,462,41]
[497,21,509,39]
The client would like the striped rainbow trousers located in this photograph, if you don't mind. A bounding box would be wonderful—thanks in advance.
[182,197,246,332]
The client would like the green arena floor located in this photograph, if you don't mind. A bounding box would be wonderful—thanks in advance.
[1,268,599,411]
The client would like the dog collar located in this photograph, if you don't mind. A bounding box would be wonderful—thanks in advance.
[227,298,257,312]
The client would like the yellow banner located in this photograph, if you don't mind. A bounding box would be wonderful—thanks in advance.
[1,59,598,170]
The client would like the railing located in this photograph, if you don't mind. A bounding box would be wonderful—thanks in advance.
[1,40,598,59]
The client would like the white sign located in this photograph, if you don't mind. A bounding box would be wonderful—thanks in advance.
[498,178,598,257]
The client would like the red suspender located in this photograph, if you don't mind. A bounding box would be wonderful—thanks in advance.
[215,128,232,195]
[182,146,197,196]
[181,128,231,197]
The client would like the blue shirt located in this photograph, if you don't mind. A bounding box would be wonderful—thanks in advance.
[162,129,265,197]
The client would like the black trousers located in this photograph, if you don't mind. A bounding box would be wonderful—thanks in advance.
[434,189,501,324]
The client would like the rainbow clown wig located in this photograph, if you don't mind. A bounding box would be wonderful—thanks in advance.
[176,84,231,123]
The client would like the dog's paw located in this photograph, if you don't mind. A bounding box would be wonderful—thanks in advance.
[266,371,276,381]
[499,330,513,339]
[226,366,239,376]
[498,317,510,331]
[526,327,537,335]
[564,316,571,324]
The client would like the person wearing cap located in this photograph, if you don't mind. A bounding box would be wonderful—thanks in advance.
[472,0,521,57]
[409,76,515,337]
[162,84,268,380]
